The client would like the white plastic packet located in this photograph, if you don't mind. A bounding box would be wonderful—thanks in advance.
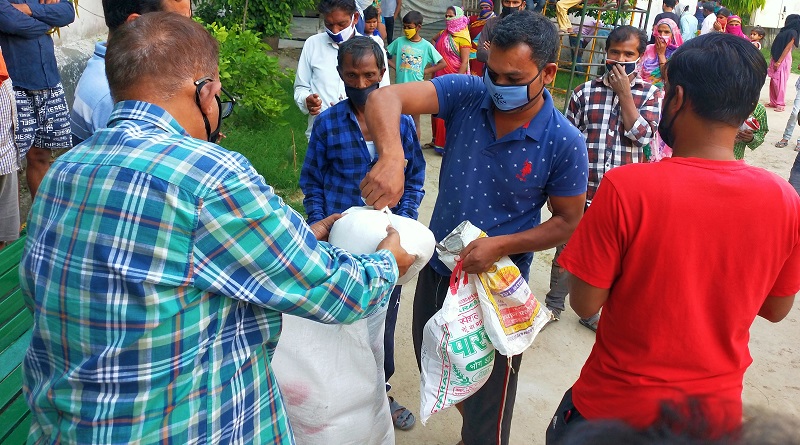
[419,262,495,425]
[327,206,435,285]
[272,310,394,445]
[436,221,551,357]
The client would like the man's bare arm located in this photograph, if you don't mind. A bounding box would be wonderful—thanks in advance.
[758,295,795,322]
[568,273,610,318]
[361,81,440,209]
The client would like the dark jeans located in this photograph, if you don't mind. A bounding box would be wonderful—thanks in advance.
[546,388,587,445]
[412,265,523,445]
[545,244,568,314]
[789,151,800,196]
[384,285,402,391]
[384,15,395,43]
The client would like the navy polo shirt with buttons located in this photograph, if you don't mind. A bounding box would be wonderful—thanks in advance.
[428,74,589,277]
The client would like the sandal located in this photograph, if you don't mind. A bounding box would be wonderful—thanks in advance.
[389,396,416,430]
[579,315,599,332]
[765,103,777,108]
[776,139,789,148]
[422,142,437,150]
[795,140,800,152]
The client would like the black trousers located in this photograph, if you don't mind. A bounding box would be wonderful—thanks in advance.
[412,264,523,445]
[546,388,587,445]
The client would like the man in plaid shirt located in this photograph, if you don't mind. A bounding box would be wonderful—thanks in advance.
[544,25,662,331]
[20,13,413,444]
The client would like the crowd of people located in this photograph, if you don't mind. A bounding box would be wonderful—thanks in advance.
[1,0,800,444]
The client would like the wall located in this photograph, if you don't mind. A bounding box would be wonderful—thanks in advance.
[751,0,800,28]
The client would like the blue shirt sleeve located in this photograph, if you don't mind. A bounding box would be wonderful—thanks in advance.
[395,115,425,219]
[0,1,50,38]
[28,0,75,28]
[432,74,484,123]
[300,115,329,225]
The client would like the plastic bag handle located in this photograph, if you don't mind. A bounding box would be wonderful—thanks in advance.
[449,260,469,294]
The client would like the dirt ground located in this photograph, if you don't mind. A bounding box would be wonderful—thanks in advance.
[15,48,800,444]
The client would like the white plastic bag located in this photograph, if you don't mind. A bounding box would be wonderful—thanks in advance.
[272,310,394,445]
[419,262,495,425]
[437,221,551,357]
[328,206,435,285]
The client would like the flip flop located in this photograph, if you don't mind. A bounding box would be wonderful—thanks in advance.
[776,140,789,148]
[422,142,437,150]
[795,141,800,152]
[389,397,416,430]
[579,316,599,332]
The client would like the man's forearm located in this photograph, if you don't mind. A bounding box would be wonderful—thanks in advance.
[29,0,75,28]
[618,94,641,133]
[493,213,580,257]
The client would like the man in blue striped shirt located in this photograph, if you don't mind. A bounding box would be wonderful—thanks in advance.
[299,36,424,430]
[21,13,413,444]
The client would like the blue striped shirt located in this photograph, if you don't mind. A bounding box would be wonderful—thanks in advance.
[20,100,398,444]
[300,98,425,224]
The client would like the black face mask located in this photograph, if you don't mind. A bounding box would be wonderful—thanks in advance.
[605,58,639,76]
[658,88,680,148]
[345,81,380,107]
[500,5,522,16]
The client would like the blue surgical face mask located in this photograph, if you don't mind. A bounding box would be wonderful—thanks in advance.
[605,57,640,76]
[483,68,545,112]
[326,15,355,43]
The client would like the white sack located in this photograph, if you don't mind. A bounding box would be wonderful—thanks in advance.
[328,206,435,285]
[272,310,393,445]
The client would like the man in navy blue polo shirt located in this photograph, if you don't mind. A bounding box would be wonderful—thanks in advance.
[362,11,588,445]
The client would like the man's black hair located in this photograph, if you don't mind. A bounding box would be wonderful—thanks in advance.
[664,33,767,127]
[717,7,731,17]
[402,10,424,26]
[702,1,715,11]
[491,10,558,69]
[338,36,386,72]
[606,25,647,56]
[663,0,677,8]
[102,0,164,31]
[318,0,357,16]
[363,5,379,21]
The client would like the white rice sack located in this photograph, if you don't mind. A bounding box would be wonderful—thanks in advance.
[273,311,393,445]
[419,269,495,424]
[328,206,435,285]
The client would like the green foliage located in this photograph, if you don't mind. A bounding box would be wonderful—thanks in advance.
[205,21,291,121]
[722,0,766,17]
[219,81,309,214]
[543,0,636,25]
[194,0,317,36]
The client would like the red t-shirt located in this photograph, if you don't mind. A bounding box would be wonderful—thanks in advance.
[559,157,800,434]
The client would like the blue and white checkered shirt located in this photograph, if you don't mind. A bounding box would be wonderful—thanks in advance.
[21,100,398,444]
[0,77,18,175]
[300,98,425,224]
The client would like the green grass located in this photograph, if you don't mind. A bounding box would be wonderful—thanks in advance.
[218,82,308,214]
[761,46,800,75]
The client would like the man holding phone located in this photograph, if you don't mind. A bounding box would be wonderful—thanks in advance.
[543,26,662,331]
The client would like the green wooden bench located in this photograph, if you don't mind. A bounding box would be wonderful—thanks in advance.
[0,236,32,444]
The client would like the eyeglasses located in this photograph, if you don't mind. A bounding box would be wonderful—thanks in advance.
[194,77,237,119]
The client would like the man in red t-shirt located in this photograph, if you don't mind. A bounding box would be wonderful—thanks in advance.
[546,33,800,443]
